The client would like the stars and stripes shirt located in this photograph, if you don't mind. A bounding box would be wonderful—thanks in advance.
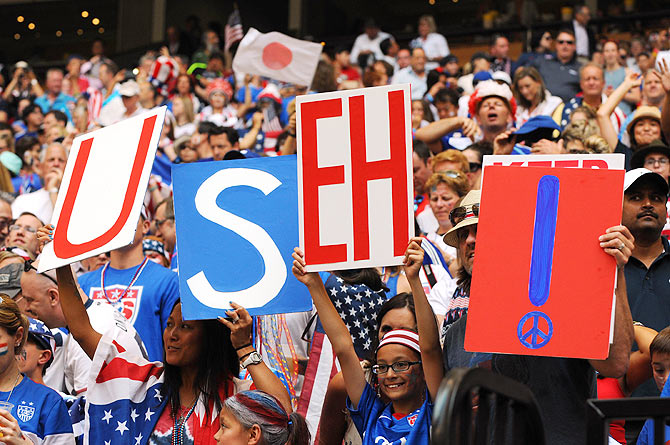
[83,324,250,445]
[321,273,388,359]
[441,284,470,341]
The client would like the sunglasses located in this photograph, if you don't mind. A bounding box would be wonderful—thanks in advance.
[469,162,482,172]
[449,203,480,226]
[24,259,58,286]
[557,40,575,45]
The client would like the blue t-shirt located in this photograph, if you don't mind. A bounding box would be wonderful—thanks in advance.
[1,375,74,443]
[77,259,180,362]
[637,377,670,444]
[347,383,432,445]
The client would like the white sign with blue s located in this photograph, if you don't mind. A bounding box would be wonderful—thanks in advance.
[172,155,311,319]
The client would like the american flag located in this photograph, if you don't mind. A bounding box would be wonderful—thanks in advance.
[83,328,167,445]
[86,86,103,125]
[297,322,339,443]
[224,8,243,52]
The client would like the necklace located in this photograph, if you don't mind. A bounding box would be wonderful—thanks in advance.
[3,372,20,405]
[171,399,197,445]
[99,257,150,307]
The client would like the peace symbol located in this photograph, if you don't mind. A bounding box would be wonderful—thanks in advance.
[517,311,553,349]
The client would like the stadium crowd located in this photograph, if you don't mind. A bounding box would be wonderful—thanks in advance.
[0,4,668,444]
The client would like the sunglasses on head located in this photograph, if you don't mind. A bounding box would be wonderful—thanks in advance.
[24,259,58,286]
[449,203,480,226]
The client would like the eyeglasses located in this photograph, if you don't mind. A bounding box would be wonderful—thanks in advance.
[372,360,422,375]
[469,162,482,172]
[24,260,58,286]
[557,40,575,45]
[154,216,174,228]
[9,225,36,233]
[645,158,669,167]
[449,203,480,226]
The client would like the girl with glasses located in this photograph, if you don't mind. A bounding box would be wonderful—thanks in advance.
[292,238,444,444]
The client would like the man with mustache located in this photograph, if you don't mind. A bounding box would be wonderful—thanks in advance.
[622,168,670,399]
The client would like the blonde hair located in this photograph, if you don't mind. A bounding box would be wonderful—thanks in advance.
[562,119,600,144]
[583,135,612,153]
[175,95,195,124]
[425,171,470,198]
[418,15,437,34]
[432,150,470,173]
[0,295,28,355]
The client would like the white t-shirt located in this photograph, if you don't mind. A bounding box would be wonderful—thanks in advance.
[350,31,391,63]
[11,188,52,224]
[44,299,144,395]
[411,33,450,61]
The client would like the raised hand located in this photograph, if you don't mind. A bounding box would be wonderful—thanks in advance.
[291,247,323,289]
[403,237,424,279]
[599,225,635,269]
[217,302,253,349]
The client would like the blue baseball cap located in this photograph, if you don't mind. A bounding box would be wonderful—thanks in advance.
[513,116,561,142]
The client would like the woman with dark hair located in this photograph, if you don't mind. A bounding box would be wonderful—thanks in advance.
[512,66,562,127]
[514,30,553,69]
[215,390,310,445]
[170,73,201,113]
[38,228,290,444]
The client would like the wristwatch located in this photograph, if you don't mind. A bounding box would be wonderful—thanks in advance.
[241,351,262,369]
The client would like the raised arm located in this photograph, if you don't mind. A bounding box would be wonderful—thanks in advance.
[650,60,670,141]
[414,117,479,154]
[37,225,102,359]
[219,303,292,412]
[292,248,366,408]
[588,225,635,378]
[620,325,658,396]
[403,238,444,401]
[596,73,641,149]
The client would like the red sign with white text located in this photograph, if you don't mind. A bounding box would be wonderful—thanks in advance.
[296,84,414,271]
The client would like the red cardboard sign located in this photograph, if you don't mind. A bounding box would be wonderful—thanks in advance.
[465,166,624,359]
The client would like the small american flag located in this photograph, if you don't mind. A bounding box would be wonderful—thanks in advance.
[224,8,243,52]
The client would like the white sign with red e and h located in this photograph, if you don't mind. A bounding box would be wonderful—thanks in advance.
[38,107,166,272]
[296,84,414,272]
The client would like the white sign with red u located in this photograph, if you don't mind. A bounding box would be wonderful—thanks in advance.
[38,107,166,272]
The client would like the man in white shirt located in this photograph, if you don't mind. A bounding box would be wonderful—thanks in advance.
[391,48,427,100]
[350,19,390,66]
[572,5,593,60]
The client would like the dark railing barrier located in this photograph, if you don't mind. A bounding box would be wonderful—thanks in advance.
[431,367,545,445]
[587,397,670,445]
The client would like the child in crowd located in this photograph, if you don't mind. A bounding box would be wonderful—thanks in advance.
[636,326,670,444]
[292,238,443,444]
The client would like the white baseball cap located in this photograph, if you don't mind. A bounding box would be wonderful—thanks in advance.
[623,168,669,195]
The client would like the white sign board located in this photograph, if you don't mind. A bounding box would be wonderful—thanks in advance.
[39,107,166,272]
[296,84,414,272]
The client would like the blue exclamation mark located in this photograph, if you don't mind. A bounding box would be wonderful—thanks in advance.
[517,175,559,349]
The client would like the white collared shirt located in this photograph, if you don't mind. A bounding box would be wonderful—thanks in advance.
[573,19,589,57]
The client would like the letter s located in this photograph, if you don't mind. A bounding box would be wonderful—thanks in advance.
[186,168,286,309]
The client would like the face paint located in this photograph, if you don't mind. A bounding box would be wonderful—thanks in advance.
[0,343,8,357]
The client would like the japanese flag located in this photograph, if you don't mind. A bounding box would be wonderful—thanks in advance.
[233,28,322,87]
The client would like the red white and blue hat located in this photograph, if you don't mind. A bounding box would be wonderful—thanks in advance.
[377,329,421,354]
